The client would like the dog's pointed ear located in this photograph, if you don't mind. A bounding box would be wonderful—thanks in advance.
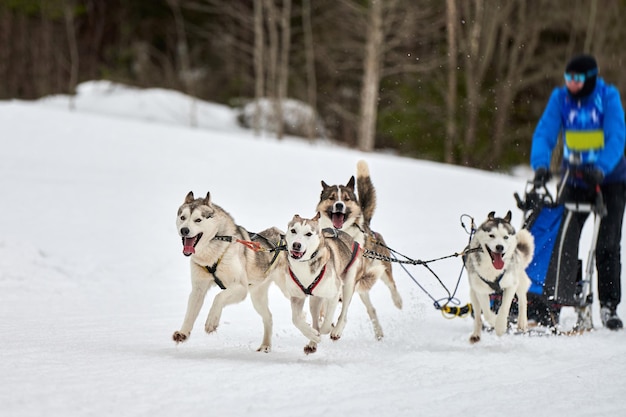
[505,210,512,222]
[321,180,330,190]
[313,212,321,221]
[203,192,211,205]
[488,211,496,219]
[346,176,355,190]
[185,191,195,204]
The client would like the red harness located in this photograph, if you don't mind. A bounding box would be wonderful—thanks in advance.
[288,242,360,296]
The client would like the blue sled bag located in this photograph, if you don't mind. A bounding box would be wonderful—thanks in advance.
[525,204,564,296]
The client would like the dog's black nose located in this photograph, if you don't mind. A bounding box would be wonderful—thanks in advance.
[333,202,345,212]
[292,242,301,251]
[496,244,504,252]
[181,227,190,236]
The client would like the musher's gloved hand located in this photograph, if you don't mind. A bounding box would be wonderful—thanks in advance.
[582,167,604,187]
[533,167,551,187]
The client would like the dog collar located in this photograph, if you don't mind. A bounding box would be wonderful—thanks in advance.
[212,235,233,242]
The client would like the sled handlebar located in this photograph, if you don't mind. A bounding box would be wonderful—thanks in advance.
[594,185,608,217]
[559,169,608,217]
[514,191,524,210]
[515,181,555,212]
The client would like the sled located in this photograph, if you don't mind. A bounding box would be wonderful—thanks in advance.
[514,173,606,331]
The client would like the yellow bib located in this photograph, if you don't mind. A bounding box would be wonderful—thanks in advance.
[565,130,605,151]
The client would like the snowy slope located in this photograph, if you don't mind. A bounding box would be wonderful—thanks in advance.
[1,83,625,417]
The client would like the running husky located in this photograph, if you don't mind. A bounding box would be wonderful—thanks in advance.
[315,160,402,340]
[172,191,286,352]
[273,213,379,354]
[464,211,534,343]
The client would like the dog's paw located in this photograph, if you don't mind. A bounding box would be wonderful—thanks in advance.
[205,319,219,334]
[256,344,271,353]
[495,321,508,336]
[299,327,321,343]
[304,342,317,355]
[391,290,403,310]
[483,312,497,327]
[517,317,528,332]
[172,331,189,343]
[319,320,333,335]
[372,320,384,340]
[469,334,481,344]
[330,320,347,340]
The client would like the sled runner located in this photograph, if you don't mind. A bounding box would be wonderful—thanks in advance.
[514,172,606,331]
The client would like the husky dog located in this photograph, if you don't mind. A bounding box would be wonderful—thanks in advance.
[172,191,286,352]
[315,160,402,340]
[273,213,379,354]
[464,211,534,343]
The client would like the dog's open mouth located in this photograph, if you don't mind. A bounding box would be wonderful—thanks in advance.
[290,249,305,260]
[182,233,203,256]
[331,212,346,229]
[487,247,505,270]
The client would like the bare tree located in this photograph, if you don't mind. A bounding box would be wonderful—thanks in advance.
[302,0,317,140]
[276,0,292,140]
[357,0,384,151]
[583,0,598,53]
[456,0,490,166]
[445,0,458,164]
[253,0,265,135]
[63,0,79,110]
[167,0,198,127]
[324,0,439,151]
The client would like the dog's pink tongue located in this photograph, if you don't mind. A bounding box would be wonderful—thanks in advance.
[183,237,196,256]
[331,213,345,229]
[492,253,504,270]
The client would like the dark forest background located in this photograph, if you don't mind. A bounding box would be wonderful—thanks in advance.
[2,0,625,170]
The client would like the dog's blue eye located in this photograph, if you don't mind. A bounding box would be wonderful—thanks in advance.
[504,236,509,240]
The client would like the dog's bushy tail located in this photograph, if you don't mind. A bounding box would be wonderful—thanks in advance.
[356,160,376,227]
[516,228,535,269]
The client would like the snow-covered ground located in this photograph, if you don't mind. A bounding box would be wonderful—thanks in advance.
[1,82,625,416]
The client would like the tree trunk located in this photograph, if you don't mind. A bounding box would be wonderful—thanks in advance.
[302,0,317,140]
[460,0,483,166]
[263,0,280,138]
[276,0,292,140]
[357,0,384,152]
[167,0,197,127]
[584,0,598,52]
[445,0,458,164]
[253,0,265,136]
[64,0,79,110]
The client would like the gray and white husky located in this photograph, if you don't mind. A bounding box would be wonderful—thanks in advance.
[172,191,286,352]
[273,213,381,354]
[464,211,534,343]
[315,160,402,340]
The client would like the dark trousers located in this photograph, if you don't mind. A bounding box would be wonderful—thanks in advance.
[554,182,626,308]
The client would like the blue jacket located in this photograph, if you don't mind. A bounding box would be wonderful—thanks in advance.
[531,77,626,184]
